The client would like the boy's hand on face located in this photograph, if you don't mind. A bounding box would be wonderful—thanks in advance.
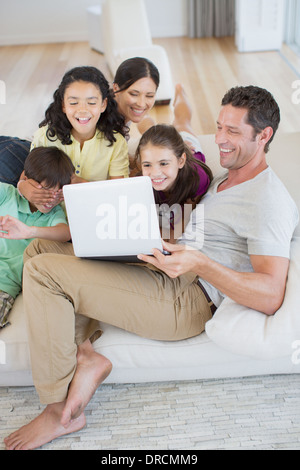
[19,179,63,206]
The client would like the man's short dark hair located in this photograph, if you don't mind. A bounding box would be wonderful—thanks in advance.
[221,86,280,153]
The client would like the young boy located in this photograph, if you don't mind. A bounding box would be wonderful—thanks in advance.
[0,146,74,328]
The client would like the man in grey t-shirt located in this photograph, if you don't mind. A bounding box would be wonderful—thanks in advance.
[147,86,299,313]
[180,166,298,308]
[143,86,299,316]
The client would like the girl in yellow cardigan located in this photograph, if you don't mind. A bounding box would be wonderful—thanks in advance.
[18,66,129,207]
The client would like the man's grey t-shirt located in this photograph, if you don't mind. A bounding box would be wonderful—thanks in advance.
[179,167,299,307]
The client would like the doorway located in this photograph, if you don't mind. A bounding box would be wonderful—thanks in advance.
[286,0,300,54]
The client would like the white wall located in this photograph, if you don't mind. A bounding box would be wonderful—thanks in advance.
[0,0,187,46]
[145,0,187,37]
[0,0,98,45]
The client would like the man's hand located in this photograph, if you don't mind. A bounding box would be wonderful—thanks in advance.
[138,240,201,278]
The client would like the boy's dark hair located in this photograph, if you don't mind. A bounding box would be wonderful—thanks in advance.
[24,147,74,189]
[221,85,280,153]
[40,66,127,146]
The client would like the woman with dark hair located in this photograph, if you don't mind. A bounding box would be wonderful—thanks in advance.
[113,58,209,180]
[112,57,160,127]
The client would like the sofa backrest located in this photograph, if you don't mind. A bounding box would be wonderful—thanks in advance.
[101,0,152,74]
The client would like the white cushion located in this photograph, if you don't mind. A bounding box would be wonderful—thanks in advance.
[0,294,31,372]
[205,236,300,359]
[94,324,298,383]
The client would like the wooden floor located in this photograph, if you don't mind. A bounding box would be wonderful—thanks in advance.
[0,36,300,140]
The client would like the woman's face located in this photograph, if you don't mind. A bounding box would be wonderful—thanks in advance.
[113,77,157,123]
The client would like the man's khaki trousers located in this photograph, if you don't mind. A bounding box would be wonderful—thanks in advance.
[23,240,212,404]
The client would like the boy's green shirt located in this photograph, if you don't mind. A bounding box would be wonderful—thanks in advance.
[0,183,67,298]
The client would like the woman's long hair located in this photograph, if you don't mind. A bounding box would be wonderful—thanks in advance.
[135,124,213,206]
[39,66,127,146]
[113,57,160,93]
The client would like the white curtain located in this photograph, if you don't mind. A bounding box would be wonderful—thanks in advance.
[188,0,236,38]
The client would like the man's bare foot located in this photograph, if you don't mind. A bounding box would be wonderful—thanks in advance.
[4,340,111,450]
[61,340,112,428]
[4,402,86,450]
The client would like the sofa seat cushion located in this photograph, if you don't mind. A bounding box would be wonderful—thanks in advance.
[0,294,30,372]
[205,236,300,359]
[2,291,298,387]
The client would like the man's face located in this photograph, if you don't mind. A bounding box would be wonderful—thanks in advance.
[215,105,261,170]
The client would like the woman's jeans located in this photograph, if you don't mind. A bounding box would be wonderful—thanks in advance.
[0,136,31,187]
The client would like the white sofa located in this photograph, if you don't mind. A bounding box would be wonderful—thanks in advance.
[1,132,300,387]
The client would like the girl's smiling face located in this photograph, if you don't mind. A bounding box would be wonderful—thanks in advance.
[139,143,186,192]
[62,81,107,142]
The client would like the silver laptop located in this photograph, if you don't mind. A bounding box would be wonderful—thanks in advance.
[63,176,166,262]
